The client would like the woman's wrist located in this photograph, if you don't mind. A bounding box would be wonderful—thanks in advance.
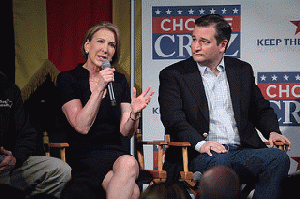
[130,111,141,121]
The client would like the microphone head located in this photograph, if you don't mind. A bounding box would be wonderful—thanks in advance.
[193,171,202,182]
[101,60,111,70]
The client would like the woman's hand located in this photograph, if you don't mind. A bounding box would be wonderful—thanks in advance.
[131,86,155,114]
[96,68,115,91]
[119,86,154,137]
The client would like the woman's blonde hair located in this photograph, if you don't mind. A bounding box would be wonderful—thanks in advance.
[81,21,121,66]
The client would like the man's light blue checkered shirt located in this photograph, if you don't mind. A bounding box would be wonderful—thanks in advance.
[195,58,241,152]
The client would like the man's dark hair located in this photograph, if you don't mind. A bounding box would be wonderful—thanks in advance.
[197,165,240,199]
[195,14,232,51]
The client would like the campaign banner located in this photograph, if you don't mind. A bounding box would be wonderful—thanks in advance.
[257,72,300,126]
[257,71,300,173]
[152,5,241,59]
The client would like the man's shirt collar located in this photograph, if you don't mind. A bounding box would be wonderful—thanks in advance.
[197,57,225,76]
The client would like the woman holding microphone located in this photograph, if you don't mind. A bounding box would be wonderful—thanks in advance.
[58,21,154,199]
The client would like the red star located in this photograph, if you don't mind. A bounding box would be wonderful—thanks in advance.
[290,20,300,35]
[291,157,300,171]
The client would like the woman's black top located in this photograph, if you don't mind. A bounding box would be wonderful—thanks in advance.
[57,64,131,155]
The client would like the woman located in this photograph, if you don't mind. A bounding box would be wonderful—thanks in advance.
[57,22,154,199]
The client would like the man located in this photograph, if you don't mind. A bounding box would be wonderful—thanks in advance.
[159,14,290,199]
[196,165,240,199]
[0,72,71,198]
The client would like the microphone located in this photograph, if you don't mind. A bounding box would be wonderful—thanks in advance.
[193,171,202,182]
[193,171,202,189]
[101,60,116,106]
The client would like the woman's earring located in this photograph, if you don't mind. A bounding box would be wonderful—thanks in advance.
[85,50,89,54]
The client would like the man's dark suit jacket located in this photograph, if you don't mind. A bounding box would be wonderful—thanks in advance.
[158,56,281,181]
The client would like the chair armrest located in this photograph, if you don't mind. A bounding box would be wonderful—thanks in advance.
[264,141,289,151]
[47,143,69,148]
[46,143,69,162]
[264,141,287,146]
[139,141,168,145]
[168,142,191,147]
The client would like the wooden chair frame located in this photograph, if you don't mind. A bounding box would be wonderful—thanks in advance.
[136,130,194,187]
[43,132,69,162]
[43,129,289,197]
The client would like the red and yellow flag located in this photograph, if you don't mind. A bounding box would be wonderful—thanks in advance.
[13,0,112,100]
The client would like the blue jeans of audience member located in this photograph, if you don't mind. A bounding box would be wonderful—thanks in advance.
[190,145,290,199]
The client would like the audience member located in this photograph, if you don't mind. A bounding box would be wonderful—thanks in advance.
[0,72,71,198]
[140,182,192,199]
[61,173,106,199]
[280,171,300,199]
[196,165,240,199]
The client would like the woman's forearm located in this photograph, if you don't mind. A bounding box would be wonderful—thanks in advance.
[120,111,140,138]
[63,86,106,134]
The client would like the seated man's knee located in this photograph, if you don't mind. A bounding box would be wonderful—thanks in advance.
[278,150,290,168]
[45,157,72,181]
[268,148,290,171]
[272,148,290,163]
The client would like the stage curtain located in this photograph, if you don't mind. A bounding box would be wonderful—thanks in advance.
[47,0,112,72]
[13,0,112,101]
[13,0,51,101]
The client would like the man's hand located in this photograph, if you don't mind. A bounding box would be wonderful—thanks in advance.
[199,142,228,156]
[0,147,16,172]
[269,132,291,151]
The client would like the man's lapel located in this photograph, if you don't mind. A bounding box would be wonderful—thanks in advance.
[224,56,242,126]
[181,57,209,122]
